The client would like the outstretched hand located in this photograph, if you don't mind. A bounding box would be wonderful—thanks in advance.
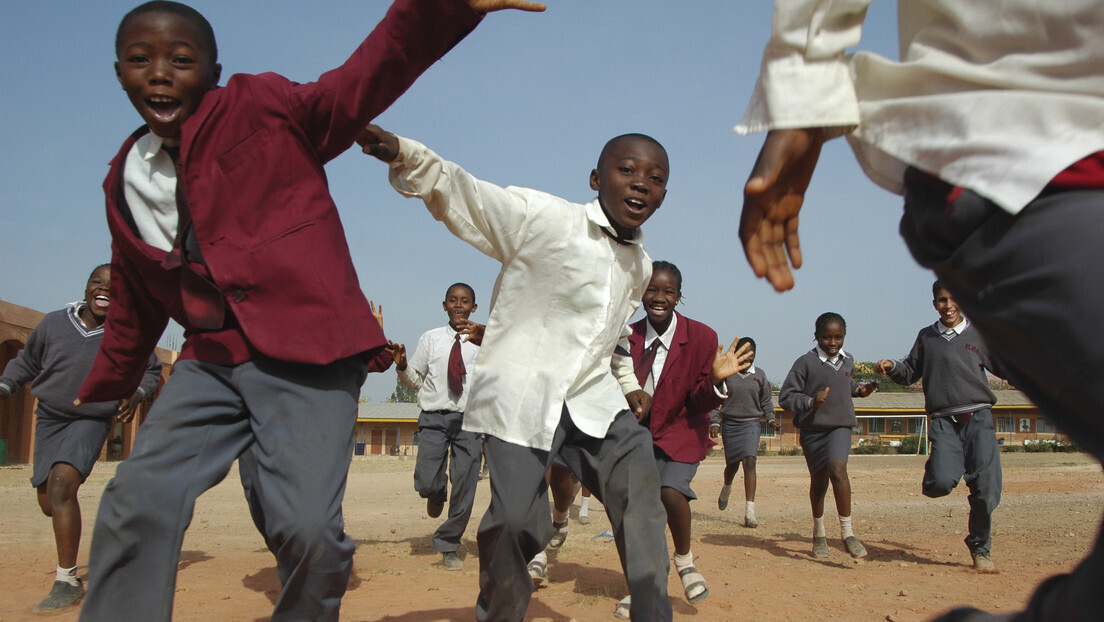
[455,318,485,344]
[875,359,893,375]
[467,0,546,12]
[370,300,384,329]
[388,341,408,371]
[356,124,400,162]
[857,381,879,398]
[741,128,826,292]
[712,338,754,384]
[116,393,144,424]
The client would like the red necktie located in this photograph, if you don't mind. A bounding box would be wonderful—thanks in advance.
[448,333,465,396]
[635,340,659,388]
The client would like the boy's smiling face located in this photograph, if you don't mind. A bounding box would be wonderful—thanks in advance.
[590,136,668,239]
[115,11,221,146]
[442,284,477,329]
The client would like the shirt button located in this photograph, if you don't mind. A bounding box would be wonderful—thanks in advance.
[231,288,247,303]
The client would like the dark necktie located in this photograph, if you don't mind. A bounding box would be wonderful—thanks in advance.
[159,145,225,330]
[635,340,659,388]
[448,333,466,396]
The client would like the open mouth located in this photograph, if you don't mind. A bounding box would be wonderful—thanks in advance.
[93,295,110,310]
[145,95,182,123]
[623,198,647,213]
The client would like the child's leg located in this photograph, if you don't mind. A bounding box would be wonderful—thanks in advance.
[43,463,84,570]
[475,434,556,622]
[809,467,830,519]
[435,418,482,554]
[922,416,966,498]
[742,456,758,502]
[81,360,256,622]
[413,411,451,508]
[961,409,1002,559]
[826,459,852,518]
[560,410,672,622]
[660,487,693,554]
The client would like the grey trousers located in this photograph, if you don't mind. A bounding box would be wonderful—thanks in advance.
[475,407,671,622]
[901,170,1104,622]
[923,410,1001,556]
[413,410,482,553]
[80,354,368,622]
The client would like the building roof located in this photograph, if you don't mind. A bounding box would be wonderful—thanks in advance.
[356,402,421,421]
[771,389,1034,413]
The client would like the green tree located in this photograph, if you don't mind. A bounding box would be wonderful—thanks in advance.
[854,361,914,393]
[387,378,417,403]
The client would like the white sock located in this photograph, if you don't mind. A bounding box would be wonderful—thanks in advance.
[552,509,568,524]
[579,496,590,514]
[813,516,826,538]
[673,550,694,570]
[745,501,756,516]
[840,515,854,539]
[56,566,79,587]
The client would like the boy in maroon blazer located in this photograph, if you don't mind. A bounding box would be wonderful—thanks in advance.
[76,1,543,620]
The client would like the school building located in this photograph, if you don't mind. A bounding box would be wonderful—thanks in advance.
[0,298,175,465]
[756,389,1065,454]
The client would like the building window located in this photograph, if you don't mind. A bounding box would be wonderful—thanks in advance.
[1037,418,1055,434]
[870,419,886,434]
[760,423,777,438]
[996,415,1012,434]
[1019,418,1032,433]
[890,419,903,434]
[908,418,920,434]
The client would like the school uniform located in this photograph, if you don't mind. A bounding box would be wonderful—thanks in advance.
[739,3,1104,619]
[0,303,162,486]
[388,136,672,622]
[401,324,482,554]
[885,319,1003,557]
[779,348,861,473]
[628,312,724,499]
[75,3,482,621]
[712,366,775,463]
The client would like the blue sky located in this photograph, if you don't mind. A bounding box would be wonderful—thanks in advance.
[0,2,938,401]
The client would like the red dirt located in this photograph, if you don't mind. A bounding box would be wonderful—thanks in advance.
[1,452,1100,621]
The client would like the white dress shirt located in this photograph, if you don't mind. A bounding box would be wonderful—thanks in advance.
[389,137,651,451]
[640,313,677,393]
[736,1,1104,214]
[399,324,481,413]
[122,132,179,250]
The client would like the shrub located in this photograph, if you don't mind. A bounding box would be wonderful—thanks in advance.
[1001,444,1022,453]
[1053,439,1081,453]
[896,435,926,455]
[778,446,803,457]
[852,439,893,455]
[1023,440,1055,452]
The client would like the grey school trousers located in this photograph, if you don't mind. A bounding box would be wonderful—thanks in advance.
[901,169,1104,622]
[413,410,482,553]
[80,354,368,622]
[923,410,1001,557]
[475,407,671,622]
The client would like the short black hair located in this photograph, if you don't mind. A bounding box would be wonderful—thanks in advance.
[932,279,947,300]
[815,312,846,335]
[445,282,475,303]
[651,260,682,293]
[597,133,666,169]
[116,1,218,63]
[88,264,111,282]
[736,336,756,352]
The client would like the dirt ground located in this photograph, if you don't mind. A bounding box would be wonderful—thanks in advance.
[1,452,1100,622]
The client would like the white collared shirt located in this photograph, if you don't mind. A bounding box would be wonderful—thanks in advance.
[816,345,846,368]
[736,1,1104,214]
[398,323,481,412]
[934,317,969,339]
[389,137,651,451]
[122,132,179,250]
[642,313,678,391]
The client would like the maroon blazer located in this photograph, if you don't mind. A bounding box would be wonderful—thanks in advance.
[629,312,723,463]
[79,0,480,402]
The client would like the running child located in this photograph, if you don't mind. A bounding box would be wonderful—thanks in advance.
[615,260,747,617]
[77,2,543,620]
[779,312,876,559]
[359,124,749,621]
[875,281,1006,571]
[395,282,484,570]
[0,265,162,614]
[711,336,780,527]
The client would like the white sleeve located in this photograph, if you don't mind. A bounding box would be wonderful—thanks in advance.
[398,331,431,391]
[735,0,873,135]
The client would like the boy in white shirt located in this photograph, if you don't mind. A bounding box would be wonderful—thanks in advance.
[360,124,749,622]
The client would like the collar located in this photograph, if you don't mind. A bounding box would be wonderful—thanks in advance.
[586,199,643,246]
[934,317,969,335]
[816,345,846,365]
[644,312,677,351]
[67,301,104,336]
[740,364,756,377]
[136,132,168,161]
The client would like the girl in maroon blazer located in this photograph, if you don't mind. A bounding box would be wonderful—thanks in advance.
[617,260,747,618]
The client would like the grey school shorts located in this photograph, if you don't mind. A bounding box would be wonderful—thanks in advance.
[653,446,700,500]
[31,407,112,487]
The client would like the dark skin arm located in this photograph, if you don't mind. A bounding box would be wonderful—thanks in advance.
[740,128,828,292]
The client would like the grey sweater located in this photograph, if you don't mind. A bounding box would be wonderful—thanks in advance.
[0,304,163,418]
[712,367,774,424]
[886,321,1002,417]
[779,349,861,430]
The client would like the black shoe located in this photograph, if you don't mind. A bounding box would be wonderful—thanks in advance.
[442,551,463,570]
[34,580,85,613]
[427,497,444,519]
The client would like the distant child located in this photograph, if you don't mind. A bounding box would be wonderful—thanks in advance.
[711,336,780,527]
[876,281,1005,571]
[779,312,876,560]
[76,2,543,620]
[359,124,747,621]
[616,260,747,617]
[0,265,162,614]
[394,282,484,570]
